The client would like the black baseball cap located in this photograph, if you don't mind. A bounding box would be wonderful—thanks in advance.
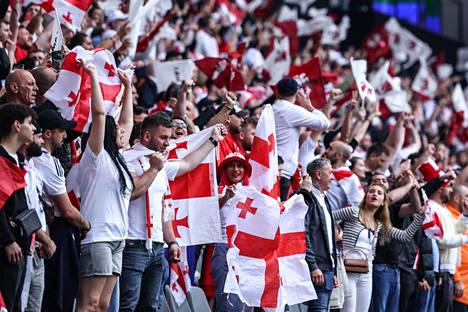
[38,109,76,130]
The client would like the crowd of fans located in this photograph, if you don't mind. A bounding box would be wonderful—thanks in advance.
[0,0,468,312]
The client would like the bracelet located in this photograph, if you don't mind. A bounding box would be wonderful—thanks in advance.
[209,136,218,147]
[168,240,179,247]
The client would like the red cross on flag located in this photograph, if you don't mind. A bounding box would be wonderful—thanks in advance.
[223,186,316,308]
[351,58,377,103]
[411,61,437,100]
[363,26,391,65]
[164,127,222,246]
[249,104,280,200]
[35,0,93,32]
[169,246,192,306]
[45,46,126,133]
[194,57,245,91]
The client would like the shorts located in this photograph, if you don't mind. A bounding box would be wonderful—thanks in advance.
[80,241,125,277]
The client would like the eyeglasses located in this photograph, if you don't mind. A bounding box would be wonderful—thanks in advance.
[171,121,187,129]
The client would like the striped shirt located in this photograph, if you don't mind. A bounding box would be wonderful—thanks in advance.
[333,206,424,256]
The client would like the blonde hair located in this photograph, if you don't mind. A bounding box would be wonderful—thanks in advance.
[360,182,392,245]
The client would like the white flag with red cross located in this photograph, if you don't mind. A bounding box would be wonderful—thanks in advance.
[411,60,437,100]
[169,246,191,306]
[452,83,468,128]
[164,127,222,246]
[351,58,377,103]
[264,36,291,85]
[53,0,93,32]
[249,104,280,200]
[45,46,126,133]
[223,186,316,309]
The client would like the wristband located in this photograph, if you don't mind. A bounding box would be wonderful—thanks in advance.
[168,240,179,247]
[209,136,218,147]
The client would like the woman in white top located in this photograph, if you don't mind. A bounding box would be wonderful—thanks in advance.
[76,62,134,312]
[332,182,425,312]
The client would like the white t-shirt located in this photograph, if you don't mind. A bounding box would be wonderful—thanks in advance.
[195,30,219,58]
[24,159,47,232]
[78,147,132,244]
[125,143,171,243]
[273,99,330,178]
[34,149,67,217]
[312,186,334,267]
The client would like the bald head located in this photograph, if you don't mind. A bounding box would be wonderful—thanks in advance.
[31,66,58,104]
[450,184,468,211]
[327,140,353,167]
[5,69,38,106]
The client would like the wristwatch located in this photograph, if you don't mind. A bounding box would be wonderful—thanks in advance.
[168,240,179,247]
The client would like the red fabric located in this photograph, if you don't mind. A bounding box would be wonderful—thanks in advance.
[217,133,246,167]
[194,57,245,91]
[15,45,29,62]
[274,21,298,57]
[333,169,354,180]
[0,155,26,209]
[136,14,174,53]
[0,291,5,309]
[199,244,216,297]
[289,57,326,109]
[363,26,391,64]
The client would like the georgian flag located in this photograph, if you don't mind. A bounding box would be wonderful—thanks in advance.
[385,18,431,68]
[421,190,444,240]
[452,83,468,128]
[195,57,245,91]
[249,104,280,199]
[223,186,316,309]
[321,15,350,46]
[45,46,126,133]
[333,166,364,206]
[53,0,93,32]
[289,57,327,109]
[364,26,391,65]
[169,246,191,306]
[264,36,291,85]
[164,127,222,246]
[216,0,245,26]
[351,58,377,103]
[411,60,438,100]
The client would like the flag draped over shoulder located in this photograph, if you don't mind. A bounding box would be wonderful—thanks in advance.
[45,46,125,133]
[164,127,222,246]
[0,156,26,209]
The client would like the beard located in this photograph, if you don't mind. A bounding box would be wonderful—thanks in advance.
[27,141,42,158]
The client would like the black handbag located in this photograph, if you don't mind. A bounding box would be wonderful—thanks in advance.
[13,209,42,238]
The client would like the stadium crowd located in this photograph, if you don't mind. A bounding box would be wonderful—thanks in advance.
[0,0,468,312]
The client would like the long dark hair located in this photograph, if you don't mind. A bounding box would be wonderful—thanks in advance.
[82,115,134,194]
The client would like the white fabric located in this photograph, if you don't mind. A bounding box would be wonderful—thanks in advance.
[452,83,468,127]
[152,60,195,92]
[25,160,47,231]
[195,30,219,58]
[343,272,373,312]
[273,99,330,178]
[34,149,67,217]
[124,143,170,243]
[298,136,317,169]
[169,246,191,305]
[350,59,377,103]
[223,186,316,308]
[78,147,132,244]
[264,36,290,84]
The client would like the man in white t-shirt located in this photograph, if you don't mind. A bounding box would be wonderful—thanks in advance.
[34,109,91,312]
[194,16,219,58]
[120,114,226,311]
[273,77,330,200]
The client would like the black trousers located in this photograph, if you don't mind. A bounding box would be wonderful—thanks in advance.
[436,272,454,312]
[454,300,468,312]
[399,269,420,312]
[279,176,291,201]
[42,218,80,312]
[0,248,27,312]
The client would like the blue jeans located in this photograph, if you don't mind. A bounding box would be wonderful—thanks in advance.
[119,241,164,312]
[369,264,400,312]
[307,270,334,312]
[211,243,243,312]
[417,286,436,312]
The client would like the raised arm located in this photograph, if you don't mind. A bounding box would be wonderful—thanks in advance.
[332,206,359,222]
[173,80,194,120]
[117,70,134,147]
[176,124,227,177]
[389,213,424,242]
[206,90,237,128]
[84,63,106,155]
